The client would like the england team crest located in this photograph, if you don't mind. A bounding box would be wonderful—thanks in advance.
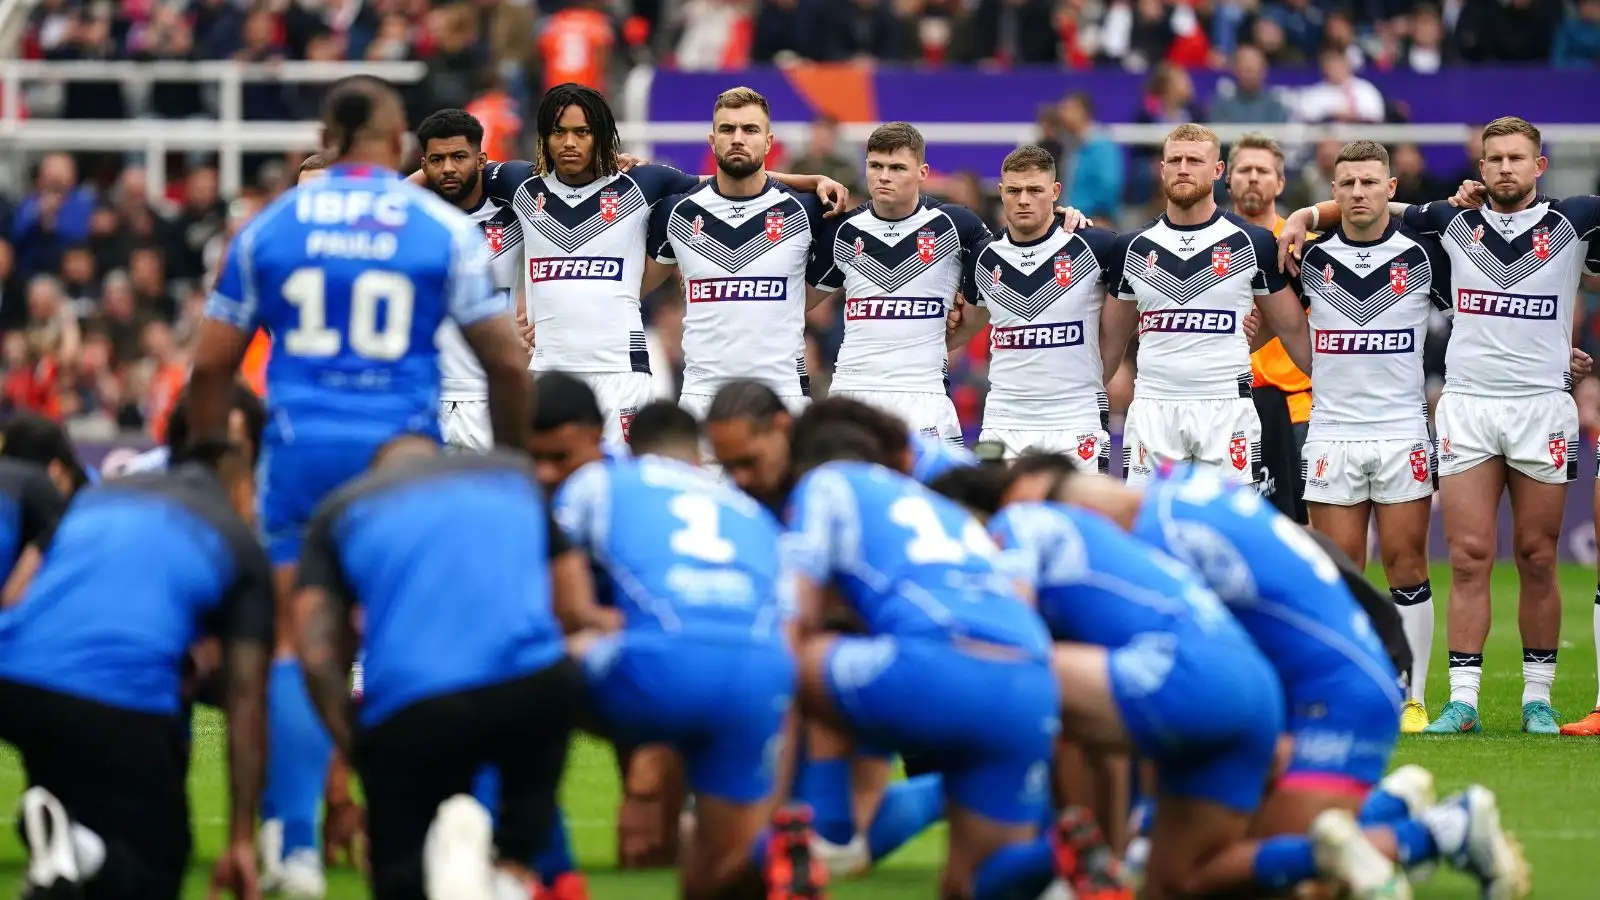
[1077,434,1096,461]
[1550,433,1567,468]
[1211,244,1233,276]
[1389,260,1409,294]
[1053,253,1072,287]
[599,190,619,223]
[917,229,938,264]
[691,214,705,242]
[1229,433,1248,471]
[1533,226,1551,260]
[765,209,785,243]
[484,225,504,253]
[1409,444,1430,483]
[619,407,638,443]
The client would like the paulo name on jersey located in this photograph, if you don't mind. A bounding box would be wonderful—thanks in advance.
[483,160,702,375]
[1400,195,1600,396]
[810,198,991,394]
[648,179,831,397]
[1299,221,1451,442]
[1107,209,1288,400]
[437,194,523,402]
[971,225,1118,430]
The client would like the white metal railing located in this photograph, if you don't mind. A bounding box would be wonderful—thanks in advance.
[0,60,426,198]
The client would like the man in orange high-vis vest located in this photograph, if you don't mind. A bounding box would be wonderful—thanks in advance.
[1228,133,1314,523]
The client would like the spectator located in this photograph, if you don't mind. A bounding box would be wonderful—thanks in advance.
[1053,93,1125,223]
[967,0,1059,65]
[58,246,98,320]
[1296,45,1386,123]
[135,4,205,120]
[165,167,227,286]
[1258,0,1326,60]
[1404,4,1458,72]
[1208,44,1292,124]
[672,0,753,70]
[1458,0,1562,62]
[1553,0,1600,67]
[49,10,127,122]
[752,0,820,62]
[0,240,21,334]
[816,0,906,61]
[12,154,95,281]
[790,117,862,198]
[1249,15,1306,65]
[1321,9,1367,70]
[1390,143,1453,205]
[538,0,617,92]
[128,245,177,324]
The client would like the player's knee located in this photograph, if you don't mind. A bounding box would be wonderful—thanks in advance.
[1511,536,1558,577]
[1446,532,1495,574]
[1377,542,1428,584]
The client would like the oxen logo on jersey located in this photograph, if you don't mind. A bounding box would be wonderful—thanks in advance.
[1550,433,1567,468]
[1077,434,1096,461]
[599,190,619,223]
[1533,226,1551,260]
[484,225,505,252]
[765,209,785,242]
[1211,244,1233,276]
[1409,444,1430,483]
[1389,260,1408,294]
[917,229,937,264]
[1229,433,1248,471]
[1053,253,1072,287]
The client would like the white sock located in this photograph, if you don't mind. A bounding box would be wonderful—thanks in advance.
[1392,583,1434,706]
[1421,799,1468,860]
[71,824,105,880]
[1521,648,1556,706]
[1447,652,1482,708]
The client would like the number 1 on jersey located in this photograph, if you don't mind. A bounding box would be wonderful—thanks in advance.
[282,267,416,361]
[668,493,737,565]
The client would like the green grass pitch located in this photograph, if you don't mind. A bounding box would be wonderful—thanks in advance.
[0,563,1594,898]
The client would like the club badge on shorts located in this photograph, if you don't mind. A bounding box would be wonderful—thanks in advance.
[1409,443,1430,483]
[1550,433,1567,468]
[620,407,638,443]
[1229,432,1248,471]
[1077,434,1096,461]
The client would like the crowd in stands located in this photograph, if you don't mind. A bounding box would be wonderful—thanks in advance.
[4,0,1599,443]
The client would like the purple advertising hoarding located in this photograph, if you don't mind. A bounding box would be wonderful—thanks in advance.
[642,66,1597,177]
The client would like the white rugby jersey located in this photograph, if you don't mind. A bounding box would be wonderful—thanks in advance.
[811,198,991,394]
[647,178,830,396]
[1107,209,1287,400]
[969,225,1118,429]
[484,160,701,376]
[1400,195,1600,396]
[1299,222,1450,442]
[437,194,523,401]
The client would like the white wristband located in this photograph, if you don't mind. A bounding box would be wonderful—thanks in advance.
[1307,206,1320,231]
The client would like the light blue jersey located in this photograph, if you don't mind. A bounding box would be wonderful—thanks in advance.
[203,164,506,564]
[555,455,795,802]
[991,501,1282,811]
[1132,465,1402,787]
[788,461,1057,825]
[908,432,976,484]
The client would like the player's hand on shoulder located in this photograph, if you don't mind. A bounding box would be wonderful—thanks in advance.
[617,152,649,172]
[1448,180,1487,209]
[1572,347,1593,381]
[816,177,851,217]
[947,295,967,334]
[1277,210,1314,277]
[208,837,260,900]
[516,307,534,350]
[1055,206,1093,231]
[1243,309,1261,343]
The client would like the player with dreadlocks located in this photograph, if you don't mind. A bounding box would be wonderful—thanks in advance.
[470,83,848,446]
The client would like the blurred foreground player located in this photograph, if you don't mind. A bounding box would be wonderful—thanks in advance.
[556,402,821,900]
[0,414,77,606]
[294,436,601,900]
[527,371,628,492]
[0,444,272,900]
[188,76,530,892]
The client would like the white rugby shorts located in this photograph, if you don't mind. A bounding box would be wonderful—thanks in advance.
[440,400,493,453]
[573,372,657,446]
[977,426,1111,474]
[1434,390,1578,485]
[830,390,963,447]
[1301,438,1436,506]
[1123,396,1261,487]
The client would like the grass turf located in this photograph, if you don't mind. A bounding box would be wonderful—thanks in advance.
[0,562,1593,898]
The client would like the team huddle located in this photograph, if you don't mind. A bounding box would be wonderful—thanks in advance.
[0,67,1593,900]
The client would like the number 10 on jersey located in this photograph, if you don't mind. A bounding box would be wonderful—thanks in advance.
[282,267,416,361]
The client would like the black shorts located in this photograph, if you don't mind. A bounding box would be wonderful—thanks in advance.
[355,659,585,900]
[0,680,190,900]
[1253,385,1308,524]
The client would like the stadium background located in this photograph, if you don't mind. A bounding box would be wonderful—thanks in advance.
[0,0,1598,563]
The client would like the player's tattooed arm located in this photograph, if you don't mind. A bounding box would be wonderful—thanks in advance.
[768,172,851,217]
[296,587,357,756]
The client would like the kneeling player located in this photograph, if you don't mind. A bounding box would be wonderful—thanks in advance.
[555,402,819,899]
[294,437,602,900]
[1040,461,1529,899]
[784,414,1063,900]
[0,444,271,900]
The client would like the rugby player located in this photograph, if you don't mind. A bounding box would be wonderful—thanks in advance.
[294,436,598,900]
[469,83,844,442]
[1228,133,1313,522]
[645,87,845,421]
[554,401,823,900]
[0,444,272,900]
[109,382,266,478]
[807,122,991,445]
[527,371,629,492]
[1280,116,1600,735]
[783,411,1066,900]
[1099,123,1312,488]
[968,145,1118,469]
[1293,141,1450,733]
[188,76,530,894]
[415,108,527,452]
[1039,462,1529,899]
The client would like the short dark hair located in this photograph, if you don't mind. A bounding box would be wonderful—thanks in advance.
[532,372,603,431]
[706,380,787,426]
[167,383,266,467]
[789,398,909,468]
[1,413,87,489]
[1001,451,1081,501]
[628,402,701,455]
[927,465,1007,516]
[300,151,333,174]
[1334,139,1389,170]
[321,74,401,156]
[416,108,485,150]
[866,122,926,163]
[1001,145,1057,176]
[789,419,885,476]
